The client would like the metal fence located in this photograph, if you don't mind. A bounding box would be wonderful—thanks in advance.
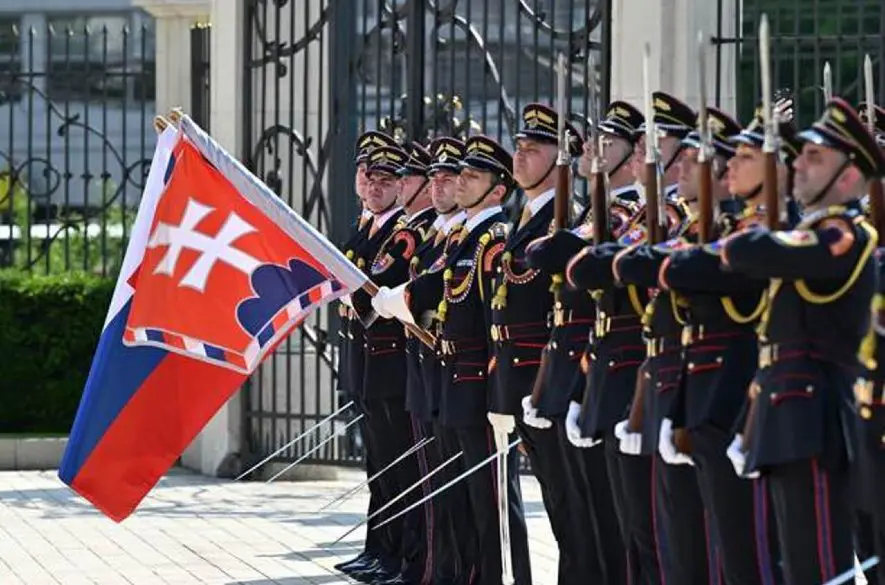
[713,0,884,127]
[240,0,611,467]
[0,20,157,275]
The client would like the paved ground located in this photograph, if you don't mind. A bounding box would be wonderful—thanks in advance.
[0,468,557,585]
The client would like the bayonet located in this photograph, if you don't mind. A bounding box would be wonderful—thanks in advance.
[696,29,714,243]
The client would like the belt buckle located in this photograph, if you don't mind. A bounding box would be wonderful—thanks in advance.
[646,339,656,357]
[490,326,499,342]
[554,308,565,327]
[759,345,772,368]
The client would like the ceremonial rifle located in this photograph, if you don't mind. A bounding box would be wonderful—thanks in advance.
[625,43,660,434]
[741,13,777,455]
[696,30,714,244]
[587,52,610,244]
[864,54,885,237]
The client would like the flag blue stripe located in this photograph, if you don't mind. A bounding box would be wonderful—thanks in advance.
[58,300,167,484]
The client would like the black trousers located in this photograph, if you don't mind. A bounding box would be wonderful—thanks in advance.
[454,425,532,585]
[361,398,398,567]
[854,413,885,585]
[431,421,473,585]
[768,459,854,584]
[518,418,608,584]
[691,424,779,585]
[364,397,425,574]
[605,438,662,585]
[561,422,627,585]
[653,454,711,585]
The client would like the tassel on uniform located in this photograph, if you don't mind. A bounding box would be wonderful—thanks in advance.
[491,283,508,310]
[549,273,564,295]
[858,293,883,371]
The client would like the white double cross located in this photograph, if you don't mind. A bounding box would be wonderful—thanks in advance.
[148,197,261,292]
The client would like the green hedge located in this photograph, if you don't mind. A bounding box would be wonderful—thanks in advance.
[0,270,114,433]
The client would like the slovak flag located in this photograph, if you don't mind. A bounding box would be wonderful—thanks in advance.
[58,116,367,522]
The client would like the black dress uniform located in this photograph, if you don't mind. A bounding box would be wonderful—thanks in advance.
[853,101,885,585]
[488,103,603,585]
[405,136,472,585]
[525,99,646,585]
[565,218,658,584]
[855,248,885,585]
[395,136,532,585]
[349,145,425,583]
[615,199,710,585]
[336,131,402,577]
[722,98,884,584]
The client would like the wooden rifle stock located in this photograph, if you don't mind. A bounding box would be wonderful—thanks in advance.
[698,159,713,243]
[591,168,609,243]
[645,162,662,244]
[869,178,885,239]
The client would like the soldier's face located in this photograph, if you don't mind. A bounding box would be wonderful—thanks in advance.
[397,174,427,207]
[365,171,400,213]
[677,147,699,202]
[513,138,556,188]
[431,170,459,212]
[355,164,369,199]
[726,144,765,197]
[660,135,685,181]
[456,167,497,207]
[793,143,849,206]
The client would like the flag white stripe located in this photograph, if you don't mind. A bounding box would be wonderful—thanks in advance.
[104,127,181,330]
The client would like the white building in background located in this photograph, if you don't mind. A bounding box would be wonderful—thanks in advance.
[0,1,157,211]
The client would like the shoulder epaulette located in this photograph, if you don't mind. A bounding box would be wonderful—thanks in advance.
[488,221,509,239]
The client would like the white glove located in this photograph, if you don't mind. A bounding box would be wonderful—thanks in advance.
[521,395,552,429]
[658,418,694,466]
[487,412,516,435]
[370,284,415,324]
[339,293,353,309]
[726,434,759,479]
[614,419,642,455]
[565,401,600,448]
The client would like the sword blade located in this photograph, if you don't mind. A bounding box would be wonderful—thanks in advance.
[370,437,523,534]
[318,436,435,512]
[821,555,880,585]
[331,448,465,545]
[236,400,355,480]
[823,61,833,102]
[265,414,365,483]
[865,54,876,131]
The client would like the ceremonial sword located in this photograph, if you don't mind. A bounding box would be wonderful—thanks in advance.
[317,436,435,512]
[265,414,365,483]
[369,437,523,534]
[236,400,355,480]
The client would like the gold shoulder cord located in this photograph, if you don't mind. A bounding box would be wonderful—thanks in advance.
[794,220,877,305]
[857,294,880,371]
[756,279,783,340]
[721,292,768,324]
[627,284,645,316]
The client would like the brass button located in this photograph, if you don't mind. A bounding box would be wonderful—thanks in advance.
[770,392,778,403]
[715,356,723,364]
[608,360,615,367]
[568,350,575,357]
[861,406,873,420]
[514,358,520,364]
[551,341,558,350]
[806,385,814,393]
[687,362,695,370]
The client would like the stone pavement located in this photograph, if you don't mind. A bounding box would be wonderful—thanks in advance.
[0,468,557,585]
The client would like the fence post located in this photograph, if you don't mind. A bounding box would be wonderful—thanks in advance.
[405,6,426,142]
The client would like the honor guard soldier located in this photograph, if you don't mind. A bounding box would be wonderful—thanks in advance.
[336,130,402,579]
[344,144,423,584]
[560,149,659,583]
[380,139,438,585]
[406,136,471,585]
[721,97,884,584]
[373,135,532,585]
[660,101,801,585]
[484,103,598,585]
[611,91,706,585]
[524,100,646,585]
[853,101,885,585]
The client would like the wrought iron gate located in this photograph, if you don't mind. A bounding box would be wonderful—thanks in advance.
[712,0,884,127]
[240,0,612,467]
